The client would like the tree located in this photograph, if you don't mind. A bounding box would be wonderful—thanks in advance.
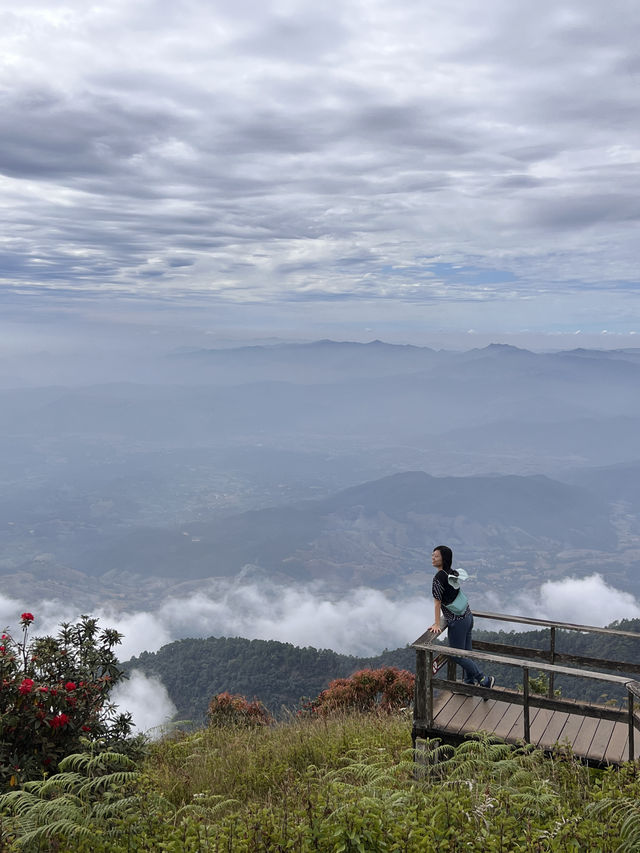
[0,612,136,788]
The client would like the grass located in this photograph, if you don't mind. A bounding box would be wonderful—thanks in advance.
[3,711,640,851]
[146,710,412,807]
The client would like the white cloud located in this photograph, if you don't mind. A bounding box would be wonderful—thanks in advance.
[131,582,434,657]
[1,582,430,658]
[111,670,177,736]
[5,573,640,666]
[481,573,640,629]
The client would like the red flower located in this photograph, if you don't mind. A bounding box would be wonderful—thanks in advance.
[49,713,69,729]
[0,646,4,653]
[38,686,49,693]
[65,681,76,691]
[20,613,35,624]
[81,725,91,732]
[19,678,35,695]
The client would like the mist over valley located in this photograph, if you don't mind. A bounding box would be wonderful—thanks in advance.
[2,339,639,615]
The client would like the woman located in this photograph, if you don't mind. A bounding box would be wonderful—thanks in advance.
[428,545,494,689]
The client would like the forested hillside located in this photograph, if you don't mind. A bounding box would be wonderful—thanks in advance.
[125,617,640,722]
[124,637,416,720]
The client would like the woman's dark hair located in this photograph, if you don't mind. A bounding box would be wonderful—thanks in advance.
[433,545,458,576]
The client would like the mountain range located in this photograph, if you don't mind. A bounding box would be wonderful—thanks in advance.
[1,339,639,610]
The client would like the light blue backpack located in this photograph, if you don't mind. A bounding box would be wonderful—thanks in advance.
[446,568,469,615]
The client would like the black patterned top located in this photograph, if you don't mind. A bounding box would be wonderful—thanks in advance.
[432,570,470,624]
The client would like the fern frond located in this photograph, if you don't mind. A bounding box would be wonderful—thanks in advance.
[33,794,85,823]
[92,795,141,820]
[491,758,519,778]
[78,770,138,796]
[509,790,559,816]
[0,791,41,816]
[174,796,241,821]
[58,751,136,775]
[14,819,96,849]
[24,772,85,796]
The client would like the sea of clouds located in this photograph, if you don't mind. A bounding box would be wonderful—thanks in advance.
[2,574,639,734]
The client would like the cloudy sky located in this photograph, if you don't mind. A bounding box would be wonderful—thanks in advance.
[2,0,640,345]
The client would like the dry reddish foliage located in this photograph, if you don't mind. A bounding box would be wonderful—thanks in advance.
[304,666,414,715]
[207,691,273,727]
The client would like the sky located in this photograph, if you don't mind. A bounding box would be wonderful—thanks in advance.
[2,0,640,347]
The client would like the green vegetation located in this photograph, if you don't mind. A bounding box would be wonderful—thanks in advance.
[125,618,640,722]
[0,613,142,788]
[2,710,640,851]
[4,611,640,850]
[124,635,417,721]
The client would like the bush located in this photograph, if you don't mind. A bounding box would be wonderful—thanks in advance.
[0,612,136,788]
[207,692,273,727]
[304,666,415,715]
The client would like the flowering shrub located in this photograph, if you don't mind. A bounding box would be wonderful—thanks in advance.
[0,612,135,788]
[207,692,273,727]
[303,667,415,716]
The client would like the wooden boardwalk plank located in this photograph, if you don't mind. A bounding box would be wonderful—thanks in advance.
[463,697,499,734]
[477,698,517,736]
[605,721,629,765]
[434,693,469,728]
[537,712,570,750]
[447,696,488,734]
[527,708,553,744]
[586,719,616,763]
[571,716,600,757]
[421,690,639,766]
[554,711,583,749]
[493,702,523,740]
[433,692,455,717]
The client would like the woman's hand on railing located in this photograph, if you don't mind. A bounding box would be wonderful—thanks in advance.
[428,623,441,634]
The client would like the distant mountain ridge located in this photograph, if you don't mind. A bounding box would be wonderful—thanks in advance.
[2,337,640,611]
[86,470,614,586]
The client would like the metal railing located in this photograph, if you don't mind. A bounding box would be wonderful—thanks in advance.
[412,612,640,763]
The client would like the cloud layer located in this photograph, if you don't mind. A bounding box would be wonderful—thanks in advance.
[2,1,640,334]
[2,571,638,658]
[2,572,638,727]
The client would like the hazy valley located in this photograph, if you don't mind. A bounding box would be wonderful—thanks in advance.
[1,339,640,635]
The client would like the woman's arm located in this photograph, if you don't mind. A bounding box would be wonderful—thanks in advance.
[429,598,442,633]
[429,572,445,633]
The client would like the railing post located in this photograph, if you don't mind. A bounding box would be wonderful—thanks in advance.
[415,649,426,726]
[523,666,530,743]
[426,651,434,728]
[447,658,457,681]
[548,626,556,698]
[628,687,635,763]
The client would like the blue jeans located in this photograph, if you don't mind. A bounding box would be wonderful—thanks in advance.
[447,611,484,684]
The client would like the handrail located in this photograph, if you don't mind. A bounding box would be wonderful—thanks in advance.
[472,611,640,639]
[412,641,632,684]
[412,615,640,764]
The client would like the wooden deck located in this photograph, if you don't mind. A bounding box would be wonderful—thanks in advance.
[425,688,640,766]
[412,612,640,768]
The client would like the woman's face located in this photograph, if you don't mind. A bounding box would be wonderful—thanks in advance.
[431,549,443,570]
